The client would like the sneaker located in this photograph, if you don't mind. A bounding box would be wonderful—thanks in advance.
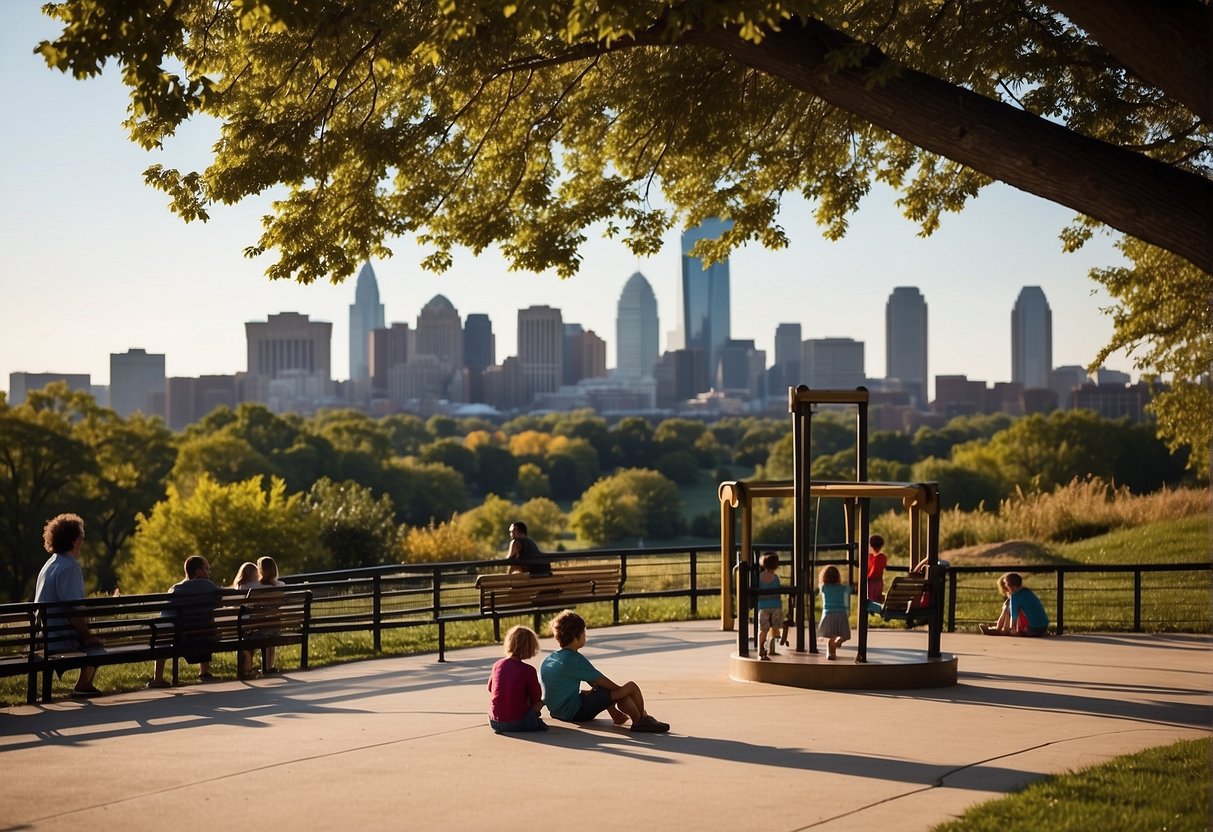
[263,667,281,674]
[631,715,670,733]
[759,652,769,661]
[70,687,104,698]
[978,623,993,635]
[145,679,171,689]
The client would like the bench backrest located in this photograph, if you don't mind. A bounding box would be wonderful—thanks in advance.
[882,576,929,615]
[476,566,623,612]
[0,607,38,666]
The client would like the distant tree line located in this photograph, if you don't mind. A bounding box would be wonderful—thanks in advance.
[0,383,1196,602]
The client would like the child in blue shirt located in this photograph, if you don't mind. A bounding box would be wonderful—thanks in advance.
[540,609,670,733]
[818,565,851,660]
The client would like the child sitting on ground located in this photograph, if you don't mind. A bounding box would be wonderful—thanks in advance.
[487,625,548,733]
[540,609,670,733]
[818,565,851,660]
[979,572,1049,637]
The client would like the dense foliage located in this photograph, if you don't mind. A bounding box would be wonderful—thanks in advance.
[0,384,1199,602]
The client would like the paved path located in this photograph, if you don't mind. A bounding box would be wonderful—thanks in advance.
[1,623,1209,831]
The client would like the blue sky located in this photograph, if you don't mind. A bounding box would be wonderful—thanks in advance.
[0,3,1132,400]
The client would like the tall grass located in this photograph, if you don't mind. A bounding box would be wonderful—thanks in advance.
[874,479,1209,552]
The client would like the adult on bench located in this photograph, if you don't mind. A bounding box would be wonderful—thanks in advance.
[506,521,551,577]
[35,513,104,698]
[147,555,221,688]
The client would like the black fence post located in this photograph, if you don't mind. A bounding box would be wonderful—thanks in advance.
[372,573,382,653]
[947,568,958,633]
[689,550,698,617]
[1055,570,1065,636]
[1133,570,1143,632]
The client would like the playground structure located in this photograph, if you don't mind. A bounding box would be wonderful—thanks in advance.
[719,386,958,689]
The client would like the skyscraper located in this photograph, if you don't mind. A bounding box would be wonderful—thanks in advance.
[615,271,659,379]
[1011,286,1053,389]
[679,218,731,389]
[773,323,803,391]
[110,348,166,417]
[463,313,495,403]
[885,287,929,407]
[518,305,563,403]
[348,263,385,382]
[412,295,463,400]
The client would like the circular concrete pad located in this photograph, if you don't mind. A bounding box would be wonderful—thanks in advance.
[730,645,958,689]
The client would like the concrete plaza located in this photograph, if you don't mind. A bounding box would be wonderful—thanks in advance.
[1,622,1209,831]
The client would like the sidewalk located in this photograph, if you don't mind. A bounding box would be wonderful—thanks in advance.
[1,622,1209,831]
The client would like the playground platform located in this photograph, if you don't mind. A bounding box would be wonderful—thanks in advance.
[1,621,1209,831]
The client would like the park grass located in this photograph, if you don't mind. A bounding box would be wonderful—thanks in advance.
[933,514,1211,633]
[930,738,1211,832]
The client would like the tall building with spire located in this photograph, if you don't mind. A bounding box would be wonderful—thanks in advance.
[885,286,929,407]
[1011,286,1053,389]
[678,218,731,389]
[615,271,659,379]
[348,263,385,382]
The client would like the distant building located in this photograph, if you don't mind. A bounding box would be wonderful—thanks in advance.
[463,313,495,403]
[348,263,385,382]
[678,218,732,390]
[653,348,708,409]
[482,356,525,412]
[886,287,928,408]
[1011,286,1052,389]
[109,348,166,418]
[932,374,988,417]
[412,295,463,399]
[369,323,411,400]
[803,337,865,390]
[1074,381,1153,421]
[8,372,91,406]
[244,312,333,411]
[1095,367,1131,386]
[716,338,766,399]
[1050,365,1090,410]
[772,323,802,392]
[518,305,563,405]
[166,375,239,430]
[615,271,660,380]
[563,324,607,386]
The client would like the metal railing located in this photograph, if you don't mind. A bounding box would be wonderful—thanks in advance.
[942,562,1211,634]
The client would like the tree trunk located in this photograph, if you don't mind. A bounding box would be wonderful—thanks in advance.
[689,18,1213,274]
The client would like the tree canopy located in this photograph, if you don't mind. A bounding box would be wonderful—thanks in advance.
[34,1,1212,466]
[34,0,1209,276]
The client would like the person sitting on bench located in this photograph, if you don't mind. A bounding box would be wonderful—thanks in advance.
[506,521,552,577]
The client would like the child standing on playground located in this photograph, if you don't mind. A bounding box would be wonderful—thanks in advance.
[818,565,851,660]
[488,625,548,733]
[867,534,888,613]
[756,552,784,660]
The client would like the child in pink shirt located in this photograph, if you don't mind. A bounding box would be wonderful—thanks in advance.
[488,625,548,733]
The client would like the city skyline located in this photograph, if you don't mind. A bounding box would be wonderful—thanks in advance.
[1,3,1136,398]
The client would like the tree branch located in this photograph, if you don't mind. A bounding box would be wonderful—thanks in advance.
[688,17,1213,273]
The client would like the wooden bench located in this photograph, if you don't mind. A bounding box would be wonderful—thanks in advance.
[0,605,40,705]
[37,588,312,701]
[875,575,934,628]
[475,565,624,640]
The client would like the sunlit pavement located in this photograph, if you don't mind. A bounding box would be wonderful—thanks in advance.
[2,622,1209,831]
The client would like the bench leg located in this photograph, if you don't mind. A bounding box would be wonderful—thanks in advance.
[41,668,52,704]
[437,620,446,663]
